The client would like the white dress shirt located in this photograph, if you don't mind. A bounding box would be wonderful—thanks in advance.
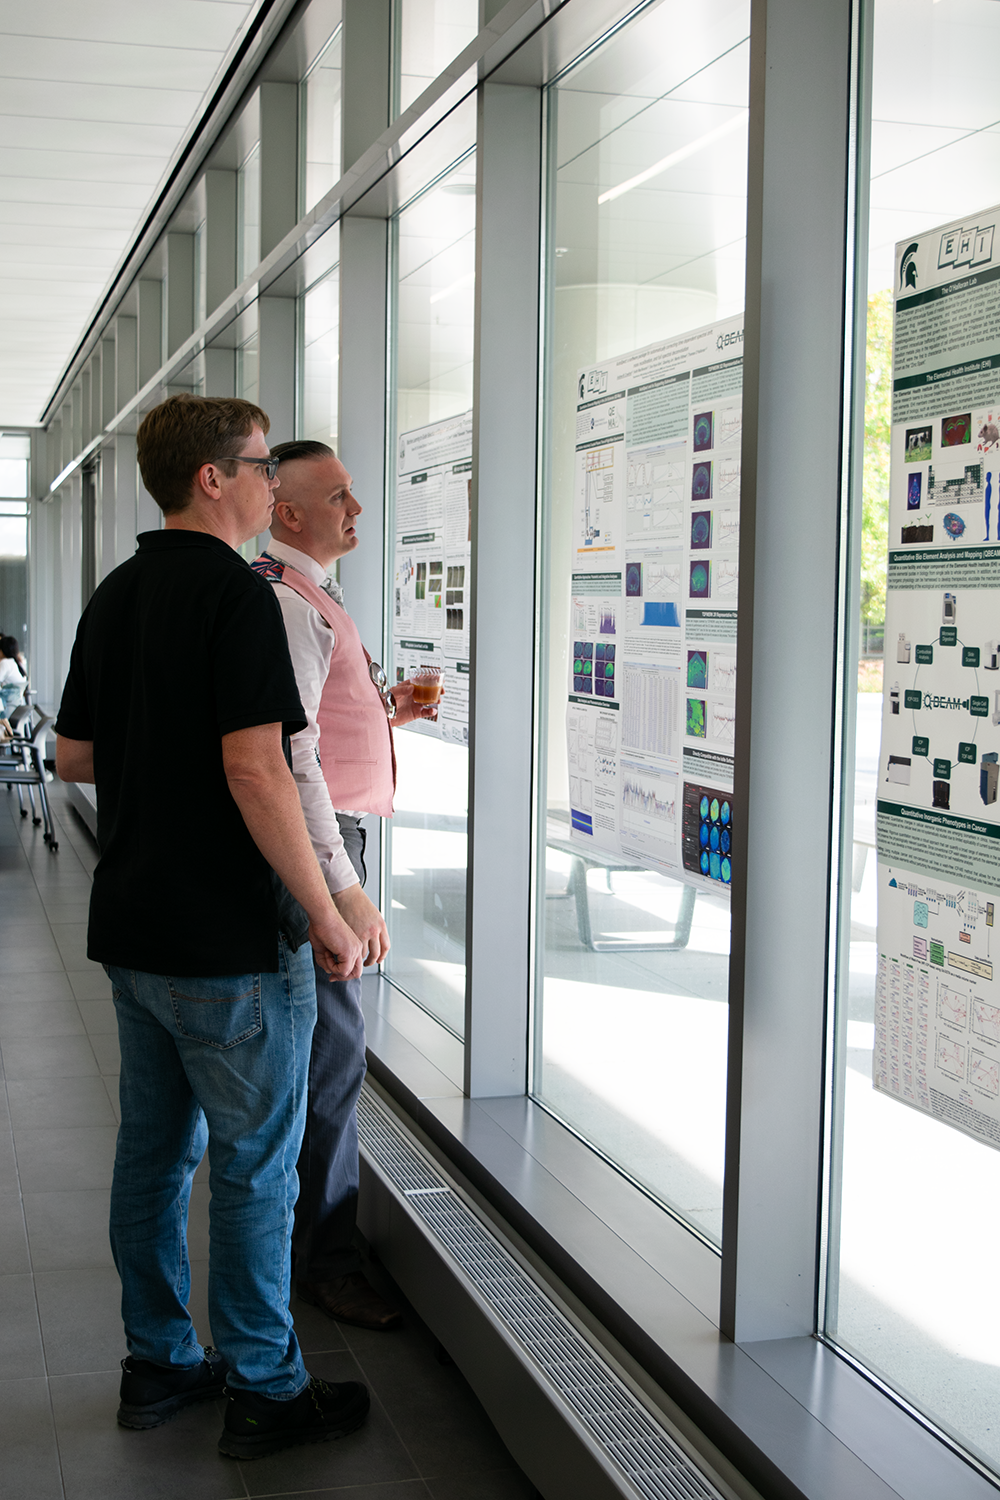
[266,539,360,894]
[0,655,25,713]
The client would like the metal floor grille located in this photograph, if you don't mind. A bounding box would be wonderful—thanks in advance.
[357,1086,726,1500]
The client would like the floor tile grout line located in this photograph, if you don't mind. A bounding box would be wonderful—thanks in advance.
[5,789,522,1499]
[1,792,70,1500]
[329,1340,432,1484]
[246,1483,433,1498]
[9,786,229,1496]
[13,790,103,1079]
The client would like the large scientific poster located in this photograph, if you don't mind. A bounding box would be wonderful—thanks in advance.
[392,412,472,745]
[875,204,1000,1148]
[566,317,743,895]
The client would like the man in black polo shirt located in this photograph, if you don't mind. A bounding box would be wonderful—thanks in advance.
[55,394,372,1461]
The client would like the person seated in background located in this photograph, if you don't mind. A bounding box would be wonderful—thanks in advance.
[0,631,26,672]
[0,634,26,734]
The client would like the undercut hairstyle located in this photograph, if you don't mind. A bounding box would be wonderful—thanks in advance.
[269,440,335,465]
[136,394,270,515]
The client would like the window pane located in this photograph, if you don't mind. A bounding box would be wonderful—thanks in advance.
[236,334,259,408]
[533,0,750,1246]
[301,266,339,449]
[301,28,343,214]
[236,327,261,563]
[397,0,478,116]
[0,435,29,499]
[0,517,26,557]
[384,151,476,1037]
[238,144,260,282]
[826,0,1000,1476]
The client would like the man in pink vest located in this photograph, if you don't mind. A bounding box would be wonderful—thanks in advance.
[252,440,436,1331]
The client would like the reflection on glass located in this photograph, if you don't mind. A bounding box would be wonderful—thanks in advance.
[237,331,261,562]
[236,334,259,408]
[384,152,476,1036]
[826,0,1000,1476]
[0,434,30,499]
[301,28,343,213]
[534,0,750,1247]
[396,0,478,116]
[194,221,206,328]
[301,268,339,448]
[237,144,260,282]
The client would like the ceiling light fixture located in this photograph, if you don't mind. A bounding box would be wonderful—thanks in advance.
[429,271,476,304]
[597,112,748,205]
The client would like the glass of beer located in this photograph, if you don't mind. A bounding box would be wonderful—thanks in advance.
[411,665,444,704]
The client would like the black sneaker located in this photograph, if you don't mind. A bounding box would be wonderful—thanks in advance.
[218,1377,370,1459]
[117,1346,229,1429]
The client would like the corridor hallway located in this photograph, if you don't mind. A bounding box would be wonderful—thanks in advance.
[0,777,532,1500]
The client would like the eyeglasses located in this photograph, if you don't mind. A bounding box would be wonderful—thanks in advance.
[368,661,397,720]
[215,456,280,480]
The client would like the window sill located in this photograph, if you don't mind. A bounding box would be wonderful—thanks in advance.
[361,973,997,1500]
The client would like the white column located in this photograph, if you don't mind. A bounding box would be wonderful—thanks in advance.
[464,82,541,1097]
[722,0,854,1343]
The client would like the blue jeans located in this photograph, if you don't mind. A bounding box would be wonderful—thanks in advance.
[108,938,316,1397]
[293,814,368,1282]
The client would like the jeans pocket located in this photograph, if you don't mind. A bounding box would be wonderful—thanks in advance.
[167,974,262,1049]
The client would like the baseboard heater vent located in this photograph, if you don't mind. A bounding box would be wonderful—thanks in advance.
[357,1085,727,1500]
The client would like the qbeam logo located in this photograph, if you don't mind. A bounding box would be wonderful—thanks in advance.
[938,223,995,272]
[925,695,967,710]
[904,689,980,712]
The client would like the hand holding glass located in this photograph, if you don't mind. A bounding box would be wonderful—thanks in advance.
[411,666,444,704]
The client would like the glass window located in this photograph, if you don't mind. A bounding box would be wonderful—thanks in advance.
[0,508,27,559]
[236,332,259,409]
[825,0,1000,1478]
[533,0,750,1247]
[194,220,207,329]
[396,0,478,116]
[301,27,343,215]
[384,150,476,1037]
[238,144,261,282]
[0,434,29,498]
[300,266,339,449]
[236,326,261,562]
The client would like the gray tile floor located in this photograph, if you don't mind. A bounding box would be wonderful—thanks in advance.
[0,778,534,1500]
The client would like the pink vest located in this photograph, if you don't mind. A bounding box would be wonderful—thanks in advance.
[257,557,395,816]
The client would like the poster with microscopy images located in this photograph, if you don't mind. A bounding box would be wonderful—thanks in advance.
[875,202,1000,1147]
[567,316,742,894]
[393,412,472,745]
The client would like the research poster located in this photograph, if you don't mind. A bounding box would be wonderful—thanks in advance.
[566,316,743,895]
[875,203,1000,1148]
[392,412,472,745]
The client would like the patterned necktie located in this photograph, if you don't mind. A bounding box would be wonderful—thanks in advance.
[320,576,345,608]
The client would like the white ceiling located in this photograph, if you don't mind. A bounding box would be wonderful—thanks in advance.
[0,0,257,428]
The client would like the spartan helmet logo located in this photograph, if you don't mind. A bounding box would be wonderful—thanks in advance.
[900,242,919,291]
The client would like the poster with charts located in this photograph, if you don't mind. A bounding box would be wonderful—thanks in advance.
[393,411,472,746]
[875,202,1000,1148]
[566,317,743,894]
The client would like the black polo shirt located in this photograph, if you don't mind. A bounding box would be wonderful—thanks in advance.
[56,529,308,976]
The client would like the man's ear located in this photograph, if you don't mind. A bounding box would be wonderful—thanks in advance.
[193,461,225,502]
[273,498,302,531]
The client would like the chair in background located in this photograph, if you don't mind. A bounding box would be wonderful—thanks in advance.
[2,706,58,852]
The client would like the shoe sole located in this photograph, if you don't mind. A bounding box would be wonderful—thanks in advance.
[117,1385,226,1430]
[295,1283,402,1331]
[217,1391,370,1459]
